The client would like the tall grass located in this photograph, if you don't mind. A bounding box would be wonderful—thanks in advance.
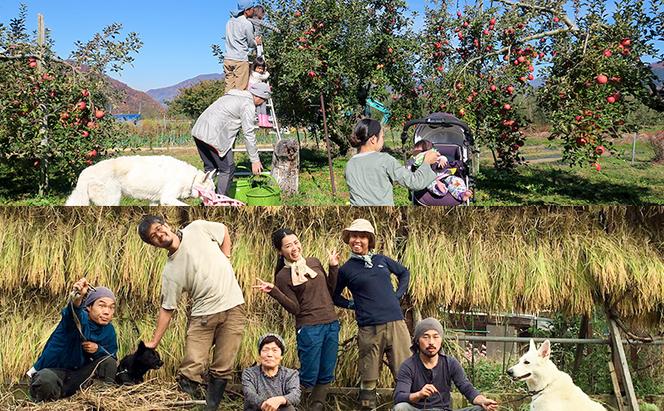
[0,206,662,386]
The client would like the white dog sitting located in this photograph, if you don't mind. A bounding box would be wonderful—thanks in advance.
[508,339,606,411]
[65,155,216,206]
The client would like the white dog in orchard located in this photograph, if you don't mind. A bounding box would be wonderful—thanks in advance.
[65,155,216,206]
[508,339,606,411]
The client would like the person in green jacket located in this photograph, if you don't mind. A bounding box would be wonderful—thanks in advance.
[344,119,440,206]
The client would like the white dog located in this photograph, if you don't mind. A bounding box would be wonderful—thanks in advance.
[65,155,216,206]
[507,339,606,411]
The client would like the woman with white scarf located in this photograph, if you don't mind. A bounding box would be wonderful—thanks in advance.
[254,229,340,411]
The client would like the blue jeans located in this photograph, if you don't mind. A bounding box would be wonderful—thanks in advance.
[296,320,340,388]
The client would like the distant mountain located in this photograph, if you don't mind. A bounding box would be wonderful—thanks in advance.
[146,73,224,106]
[651,61,664,88]
[106,77,165,119]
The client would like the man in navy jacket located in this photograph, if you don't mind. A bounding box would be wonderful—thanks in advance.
[333,218,411,410]
[28,278,118,401]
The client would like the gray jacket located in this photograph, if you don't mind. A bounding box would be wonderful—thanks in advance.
[242,365,300,411]
[191,90,259,163]
[225,15,256,62]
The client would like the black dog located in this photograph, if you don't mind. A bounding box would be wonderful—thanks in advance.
[115,341,164,385]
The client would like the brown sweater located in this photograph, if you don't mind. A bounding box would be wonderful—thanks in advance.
[268,257,339,328]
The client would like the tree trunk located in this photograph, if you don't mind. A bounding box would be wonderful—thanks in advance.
[271,139,299,196]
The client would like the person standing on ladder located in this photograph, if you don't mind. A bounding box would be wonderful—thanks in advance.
[224,1,261,93]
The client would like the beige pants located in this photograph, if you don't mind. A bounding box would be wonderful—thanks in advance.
[179,304,246,383]
[357,320,411,382]
[223,59,250,93]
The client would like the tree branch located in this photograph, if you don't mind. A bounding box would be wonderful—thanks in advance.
[495,0,579,32]
[460,27,573,70]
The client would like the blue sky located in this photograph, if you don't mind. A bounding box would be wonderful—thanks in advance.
[0,0,423,91]
[1,1,660,92]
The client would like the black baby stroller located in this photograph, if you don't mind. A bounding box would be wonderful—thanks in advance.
[400,112,477,206]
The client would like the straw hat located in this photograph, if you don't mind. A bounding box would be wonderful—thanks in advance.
[342,219,376,249]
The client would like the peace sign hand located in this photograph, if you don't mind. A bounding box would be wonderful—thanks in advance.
[253,279,274,293]
[328,249,340,266]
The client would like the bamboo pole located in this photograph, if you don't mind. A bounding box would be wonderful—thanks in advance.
[319,92,337,195]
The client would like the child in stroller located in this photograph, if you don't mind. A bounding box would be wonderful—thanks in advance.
[409,139,473,202]
[400,112,476,206]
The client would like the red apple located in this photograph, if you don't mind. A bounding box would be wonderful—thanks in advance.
[308,71,316,78]
[81,130,90,138]
[528,73,535,81]
[593,162,601,171]
[506,85,515,94]
[503,103,512,111]
[595,74,608,84]
[490,18,496,25]
[86,149,98,158]
[76,101,87,110]
[95,109,105,119]
[60,112,70,121]
[620,38,631,47]
[553,16,560,23]
[607,95,616,103]
[81,89,90,97]
[294,10,302,17]
[603,49,612,57]
[576,137,587,145]
[595,145,606,155]
[388,47,393,54]
[489,84,497,92]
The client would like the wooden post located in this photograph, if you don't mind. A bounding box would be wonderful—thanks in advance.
[631,133,637,164]
[573,314,590,375]
[319,92,336,196]
[37,14,49,196]
[608,360,627,411]
[608,318,639,411]
[271,139,300,195]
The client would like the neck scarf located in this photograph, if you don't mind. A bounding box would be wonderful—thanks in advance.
[351,252,375,268]
[284,257,318,286]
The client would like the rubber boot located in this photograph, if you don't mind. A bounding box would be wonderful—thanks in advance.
[310,383,330,410]
[358,388,377,410]
[204,377,227,411]
[258,114,273,128]
[177,375,206,400]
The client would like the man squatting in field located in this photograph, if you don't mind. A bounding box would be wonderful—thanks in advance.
[393,317,499,411]
[138,215,246,411]
[27,279,118,402]
[333,218,413,410]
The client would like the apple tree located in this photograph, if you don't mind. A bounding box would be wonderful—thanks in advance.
[0,4,142,196]
[262,0,419,153]
[538,0,664,170]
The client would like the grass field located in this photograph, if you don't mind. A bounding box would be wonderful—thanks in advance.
[1,132,662,206]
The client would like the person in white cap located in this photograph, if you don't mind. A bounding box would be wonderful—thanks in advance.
[191,82,272,195]
[333,218,412,410]
[225,0,261,92]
